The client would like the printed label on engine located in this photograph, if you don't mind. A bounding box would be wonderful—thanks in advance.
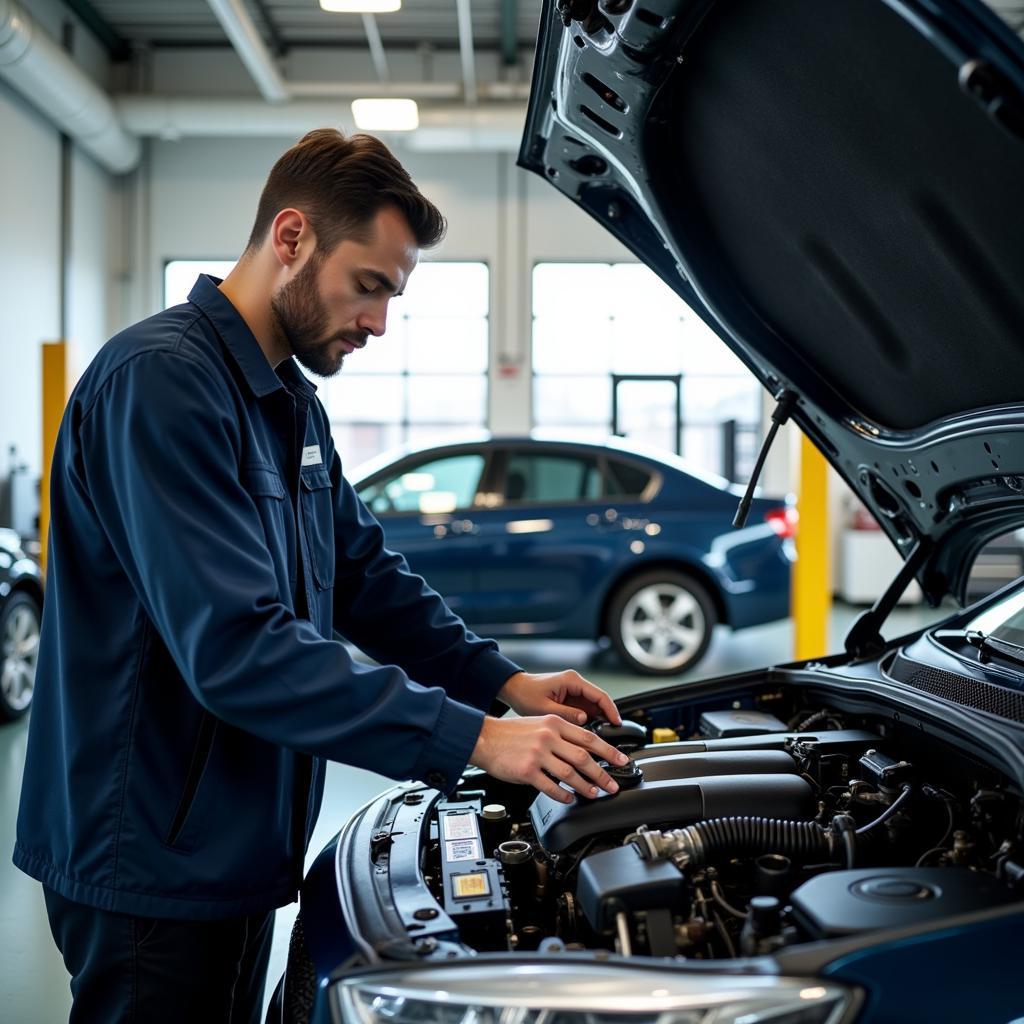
[451,871,490,899]
[442,811,478,842]
[445,838,481,862]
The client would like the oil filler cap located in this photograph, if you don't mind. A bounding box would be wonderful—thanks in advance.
[852,877,936,902]
[605,759,643,790]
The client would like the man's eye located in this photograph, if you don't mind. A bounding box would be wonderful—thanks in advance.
[358,281,376,295]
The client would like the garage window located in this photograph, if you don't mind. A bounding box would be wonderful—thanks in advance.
[531,262,761,480]
[322,262,489,470]
[164,260,236,307]
[165,260,490,474]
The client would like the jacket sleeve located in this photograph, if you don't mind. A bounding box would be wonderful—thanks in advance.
[325,432,521,714]
[78,348,484,793]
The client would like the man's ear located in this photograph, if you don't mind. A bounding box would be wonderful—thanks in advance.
[269,208,314,268]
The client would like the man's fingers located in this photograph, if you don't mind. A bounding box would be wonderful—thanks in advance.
[575,681,622,726]
[556,747,619,795]
[535,773,574,804]
[545,758,604,799]
[560,720,628,766]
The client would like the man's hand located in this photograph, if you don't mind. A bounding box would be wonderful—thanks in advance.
[498,669,622,728]
[469,714,628,804]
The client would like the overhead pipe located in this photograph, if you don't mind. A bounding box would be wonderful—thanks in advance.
[285,80,529,100]
[455,0,478,105]
[204,0,288,103]
[0,0,140,173]
[114,96,528,151]
[361,14,389,82]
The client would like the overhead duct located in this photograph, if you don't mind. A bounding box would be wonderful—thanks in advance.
[115,96,528,152]
[0,0,140,173]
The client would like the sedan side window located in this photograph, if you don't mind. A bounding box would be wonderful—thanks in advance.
[359,453,486,515]
[504,452,602,504]
[605,458,653,498]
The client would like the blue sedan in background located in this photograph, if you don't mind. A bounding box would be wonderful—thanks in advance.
[352,436,793,675]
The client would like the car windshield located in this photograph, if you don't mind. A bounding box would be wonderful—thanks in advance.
[965,588,1024,650]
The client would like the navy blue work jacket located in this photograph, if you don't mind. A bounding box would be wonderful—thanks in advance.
[14,275,520,920]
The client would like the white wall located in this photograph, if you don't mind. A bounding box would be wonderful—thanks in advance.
[0,0,121,490]
[0,81,61,480]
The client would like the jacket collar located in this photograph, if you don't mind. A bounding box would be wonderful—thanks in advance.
[187,274,315,400]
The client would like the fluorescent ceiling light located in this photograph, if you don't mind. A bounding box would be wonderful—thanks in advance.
[351,98,419,131]
[320,1,401,12]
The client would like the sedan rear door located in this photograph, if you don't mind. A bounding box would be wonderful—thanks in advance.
[355,447,490,618]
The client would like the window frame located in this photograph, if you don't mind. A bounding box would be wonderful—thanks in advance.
[355,444,500,518]
[487,442,663,509]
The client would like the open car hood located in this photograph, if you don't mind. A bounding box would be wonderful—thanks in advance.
[519,0,1024,607]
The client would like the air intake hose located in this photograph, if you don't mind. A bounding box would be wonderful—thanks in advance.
[628,816,833,870]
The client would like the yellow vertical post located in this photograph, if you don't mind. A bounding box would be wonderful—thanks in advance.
[793,432,831,659]
[40,341,70,574]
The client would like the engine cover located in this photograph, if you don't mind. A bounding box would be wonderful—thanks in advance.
[791,868,1011,939]
[530,772,813,853]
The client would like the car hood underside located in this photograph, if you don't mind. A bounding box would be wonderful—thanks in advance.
[519,0,1024,605]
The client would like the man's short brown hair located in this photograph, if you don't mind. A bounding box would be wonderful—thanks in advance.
[245,128,446,254]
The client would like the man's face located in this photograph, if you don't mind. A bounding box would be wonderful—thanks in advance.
[270,205,419,377]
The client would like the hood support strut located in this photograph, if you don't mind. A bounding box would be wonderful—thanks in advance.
[844,538,934,659]
[733,389,797,528]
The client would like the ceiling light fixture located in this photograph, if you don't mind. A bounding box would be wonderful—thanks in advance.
[351,98,419,131]
[319,1,402,12]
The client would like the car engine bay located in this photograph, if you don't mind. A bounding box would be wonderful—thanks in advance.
[411,688,1024,962]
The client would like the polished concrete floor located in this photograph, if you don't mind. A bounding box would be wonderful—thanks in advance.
[0,600,950,1022]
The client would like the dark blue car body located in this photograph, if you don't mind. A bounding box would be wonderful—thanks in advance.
[352,436,792,674]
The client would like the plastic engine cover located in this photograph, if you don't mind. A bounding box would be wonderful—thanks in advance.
[530,773,813,853]
[791,868,1012,939]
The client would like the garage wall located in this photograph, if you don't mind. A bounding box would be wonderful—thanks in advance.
[0,0,121,488]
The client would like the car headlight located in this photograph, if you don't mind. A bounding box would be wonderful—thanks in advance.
[335,961,858,1024]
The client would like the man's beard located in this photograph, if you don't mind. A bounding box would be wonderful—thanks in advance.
[270,250,358,378]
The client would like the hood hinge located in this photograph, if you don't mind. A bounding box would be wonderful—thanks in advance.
[844,538,933,659]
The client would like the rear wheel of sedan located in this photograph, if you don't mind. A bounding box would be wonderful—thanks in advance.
[607,570,715,676]
[0,592,41,720]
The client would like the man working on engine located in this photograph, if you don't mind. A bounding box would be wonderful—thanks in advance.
[15,128,626,1022]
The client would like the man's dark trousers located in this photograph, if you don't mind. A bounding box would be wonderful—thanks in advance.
[43,887,274,1023]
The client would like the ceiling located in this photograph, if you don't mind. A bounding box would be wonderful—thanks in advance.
[66,0,545,59]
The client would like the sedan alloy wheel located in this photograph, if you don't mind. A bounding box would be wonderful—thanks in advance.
[1,592,41,719]
[608,570,715,675]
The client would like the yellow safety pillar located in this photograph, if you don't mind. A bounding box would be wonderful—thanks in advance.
[40,341,70,574]
[793,432,831,659]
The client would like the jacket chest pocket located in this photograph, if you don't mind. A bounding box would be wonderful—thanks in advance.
[242,464,292,597]
[300,468,335,591]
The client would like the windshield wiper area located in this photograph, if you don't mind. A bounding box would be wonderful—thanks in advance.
[965,630,1024,668]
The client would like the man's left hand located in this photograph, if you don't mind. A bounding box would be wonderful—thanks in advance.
[498,670,622,727]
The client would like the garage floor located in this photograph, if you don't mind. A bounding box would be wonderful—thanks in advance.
[0,601,950,1022]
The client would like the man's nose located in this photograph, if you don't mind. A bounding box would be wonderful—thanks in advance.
[359,300,388,338]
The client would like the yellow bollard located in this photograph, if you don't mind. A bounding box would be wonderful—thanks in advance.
[40,341,70,574]
[793,432,831,660]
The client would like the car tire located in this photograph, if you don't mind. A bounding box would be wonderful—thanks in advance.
[607,570,716,676]
[283,913,317,1024]
[0,591,41,720]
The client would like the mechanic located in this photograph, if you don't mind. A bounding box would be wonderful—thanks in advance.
[14,128,628,1023]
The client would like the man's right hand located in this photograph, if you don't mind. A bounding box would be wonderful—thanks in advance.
[469,715,628,804]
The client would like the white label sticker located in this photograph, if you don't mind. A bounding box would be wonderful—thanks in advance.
[301,445,322,467]
[445,838,481,863]
[442,812,478,842]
